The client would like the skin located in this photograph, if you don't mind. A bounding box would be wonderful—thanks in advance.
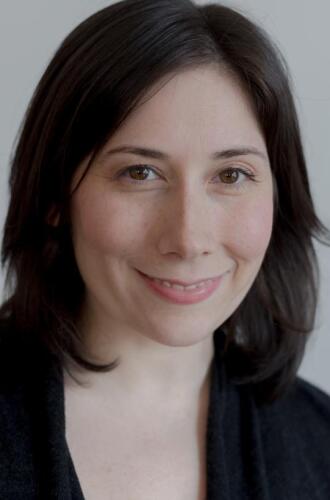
[67,64,274,403]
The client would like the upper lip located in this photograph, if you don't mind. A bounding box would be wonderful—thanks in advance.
[138,270,223,286]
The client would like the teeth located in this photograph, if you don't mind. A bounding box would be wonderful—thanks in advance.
[152,278,214,290]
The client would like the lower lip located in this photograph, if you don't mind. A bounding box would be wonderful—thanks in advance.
[137,271,224,305]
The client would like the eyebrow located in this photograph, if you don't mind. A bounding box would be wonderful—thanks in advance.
[102,145,268,162]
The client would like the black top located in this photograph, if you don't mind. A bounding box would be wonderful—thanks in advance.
[1,320,330,499]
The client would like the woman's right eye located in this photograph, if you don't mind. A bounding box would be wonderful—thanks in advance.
[116,165,160,184]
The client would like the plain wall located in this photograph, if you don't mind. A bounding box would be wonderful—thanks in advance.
[0,1,329,392]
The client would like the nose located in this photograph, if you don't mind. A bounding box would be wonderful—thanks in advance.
[157,186,218,260]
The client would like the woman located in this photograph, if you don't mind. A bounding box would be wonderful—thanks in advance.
[0,0,330,498]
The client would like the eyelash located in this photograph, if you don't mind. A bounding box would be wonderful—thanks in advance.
[115,164,258,188]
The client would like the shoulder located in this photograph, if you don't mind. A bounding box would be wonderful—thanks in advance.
[254,374,330,446]
[0,317,39,494]
[253,375,330,494]
[258,375,330,428]
[285,375,330,449]
[0,317,65,497]
[293,375,330,419]
[210,347,330,498]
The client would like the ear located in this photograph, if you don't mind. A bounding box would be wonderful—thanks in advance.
[46,205,60,227]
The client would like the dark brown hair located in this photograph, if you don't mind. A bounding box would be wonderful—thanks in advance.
[1,0,329,405]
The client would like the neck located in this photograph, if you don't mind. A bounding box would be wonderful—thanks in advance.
[65,306,215,407]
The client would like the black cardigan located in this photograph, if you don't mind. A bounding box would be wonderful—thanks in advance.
[1,321,330,499]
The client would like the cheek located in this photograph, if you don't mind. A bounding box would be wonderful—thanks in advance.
[226,196,274,261]
[71,190,147,257]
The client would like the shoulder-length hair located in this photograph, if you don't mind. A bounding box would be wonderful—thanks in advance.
[1,0,329,405]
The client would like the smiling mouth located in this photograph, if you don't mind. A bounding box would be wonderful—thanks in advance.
[137,270,222,288]
[136,269,225,305]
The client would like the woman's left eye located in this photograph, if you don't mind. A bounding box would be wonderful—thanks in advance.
[116,164,257,187]
[216,167,257,186]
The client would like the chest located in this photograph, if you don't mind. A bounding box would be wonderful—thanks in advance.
[64,389,208,500]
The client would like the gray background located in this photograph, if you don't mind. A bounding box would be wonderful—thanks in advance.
[1,1,329,392]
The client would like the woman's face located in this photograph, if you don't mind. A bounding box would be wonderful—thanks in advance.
[70,65,274,349]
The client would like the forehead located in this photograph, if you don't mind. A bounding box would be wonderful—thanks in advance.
[103,65,266,159]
